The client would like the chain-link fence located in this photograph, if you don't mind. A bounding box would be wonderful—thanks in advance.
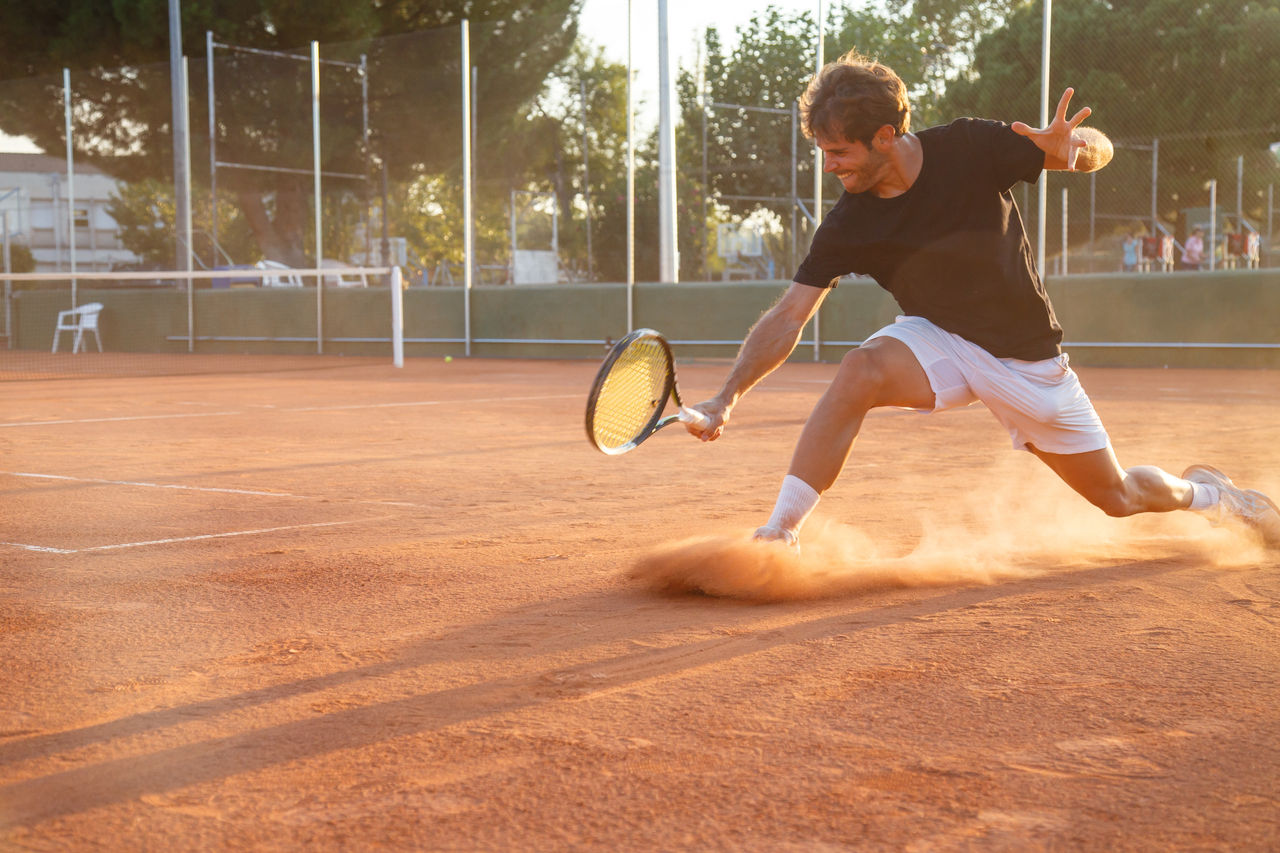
[689,1,1279,282]
[1,2,1277,369]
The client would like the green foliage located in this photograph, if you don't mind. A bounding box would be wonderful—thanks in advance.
[942,0,1280,229]
[107,178,257,266]
[677,4,941,278]
[0,0,579,265]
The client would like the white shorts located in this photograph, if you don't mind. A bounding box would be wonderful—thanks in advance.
[867,316,1110,455]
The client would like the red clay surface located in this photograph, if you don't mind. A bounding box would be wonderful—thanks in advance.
[2,356,1279,850]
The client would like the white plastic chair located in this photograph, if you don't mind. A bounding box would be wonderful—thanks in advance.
[254,259,304,288]
[52,302,104,353]
[321,258,369,288]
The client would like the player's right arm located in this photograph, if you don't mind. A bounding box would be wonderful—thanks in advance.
[685,282,828,441]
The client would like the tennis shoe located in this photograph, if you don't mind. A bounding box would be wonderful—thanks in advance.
[1182,464,1280,547]
[753,525,801,554]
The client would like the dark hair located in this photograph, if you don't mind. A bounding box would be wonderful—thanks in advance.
[800,49,910,145]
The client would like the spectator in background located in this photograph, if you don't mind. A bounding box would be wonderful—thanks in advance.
[1181,227,1205,270]
[1122,231,1141,272]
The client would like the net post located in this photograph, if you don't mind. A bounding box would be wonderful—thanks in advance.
[390,266,404,368]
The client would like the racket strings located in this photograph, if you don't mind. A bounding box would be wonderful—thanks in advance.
[591,338,670,450]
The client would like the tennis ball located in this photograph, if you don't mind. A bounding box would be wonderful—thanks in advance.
[444,356,453,362]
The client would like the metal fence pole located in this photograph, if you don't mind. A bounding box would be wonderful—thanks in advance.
[813,0,824,361]
[461,20,473,356]
[657,0,678,283]
[791,102,798,275]
[182,58,195,351]
[626,1,635,330]
[168,0,190,277]
[311,41,324,354]
[2,210,10,349]
[64,69,77,308]
[1151,137,1159,238]
[1269,184,1274,262]
[207,31,218,266]
[1037,0,1052,277]
[1061,188,1069,275]
[1208,179,1218,271]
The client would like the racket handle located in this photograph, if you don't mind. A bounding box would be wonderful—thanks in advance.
[677,406,711,430]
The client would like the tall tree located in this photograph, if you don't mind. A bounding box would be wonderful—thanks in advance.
[678,5,938,278]
[0,0,579,265]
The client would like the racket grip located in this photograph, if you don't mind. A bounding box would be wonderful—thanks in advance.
[677,406,711,430]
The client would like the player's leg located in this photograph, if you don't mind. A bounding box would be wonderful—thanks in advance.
[1027,444,1192,516]
[1029,445,1280,544]
[755,336,935,544]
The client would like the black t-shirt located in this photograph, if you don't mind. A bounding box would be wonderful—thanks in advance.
[794,118,1062,361]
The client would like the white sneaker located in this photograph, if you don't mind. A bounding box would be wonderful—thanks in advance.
[753,525,800,554]
[1183,464,1280,547]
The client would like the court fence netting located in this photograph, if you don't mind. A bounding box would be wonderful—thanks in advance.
[1,266,405,381]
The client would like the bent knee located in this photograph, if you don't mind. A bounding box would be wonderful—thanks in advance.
[834,346,893,398]
[835,340,926,403]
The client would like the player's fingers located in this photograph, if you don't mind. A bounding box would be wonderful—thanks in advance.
[1010,120,1034,137]
[1067,106,1091,127]
[1054,87,1075,120]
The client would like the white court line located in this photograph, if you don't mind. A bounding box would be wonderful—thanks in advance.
[284,393,580,413]
[0,517,391,555]
[2,471,428,510]
[0,393,580,428]
[0,411,244,428]
[3,471,314,499]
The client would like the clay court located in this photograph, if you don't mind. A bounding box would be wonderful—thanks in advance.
[2,355,1278,850]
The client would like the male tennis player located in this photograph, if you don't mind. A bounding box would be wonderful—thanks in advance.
[685,50,1280,549]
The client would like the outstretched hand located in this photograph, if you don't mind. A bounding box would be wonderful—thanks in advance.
[1011,87,1092,171]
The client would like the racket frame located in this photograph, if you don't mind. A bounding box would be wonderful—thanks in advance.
[584,328,705,455]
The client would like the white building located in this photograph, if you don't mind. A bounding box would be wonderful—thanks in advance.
[0,152,138,273]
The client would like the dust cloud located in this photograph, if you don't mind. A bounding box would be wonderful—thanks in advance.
[631,470,1269,602]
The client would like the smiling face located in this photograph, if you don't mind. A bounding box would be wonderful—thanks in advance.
[815,129,891,195]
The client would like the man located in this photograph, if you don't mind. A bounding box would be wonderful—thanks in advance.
[685,50,1280,549]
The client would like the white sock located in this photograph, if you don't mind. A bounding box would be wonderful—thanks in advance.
[1187,481,1220,512]
[764,474,821,535]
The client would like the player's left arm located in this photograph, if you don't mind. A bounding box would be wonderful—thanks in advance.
[1011,87,1114,173]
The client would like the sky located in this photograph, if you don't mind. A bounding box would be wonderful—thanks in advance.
[0,0,823,153]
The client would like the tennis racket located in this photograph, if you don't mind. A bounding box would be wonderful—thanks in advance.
[585,328,711,455]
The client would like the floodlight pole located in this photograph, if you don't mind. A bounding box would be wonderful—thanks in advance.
[657,0,678,283]
[1037,0,1051,277]
[813,0,824,230]
[462,19,473,356]
[812,0,824,361]
[168,0,191,278]
[626,0,635,329]
[182,58,195,351]
[311,41,324,354]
